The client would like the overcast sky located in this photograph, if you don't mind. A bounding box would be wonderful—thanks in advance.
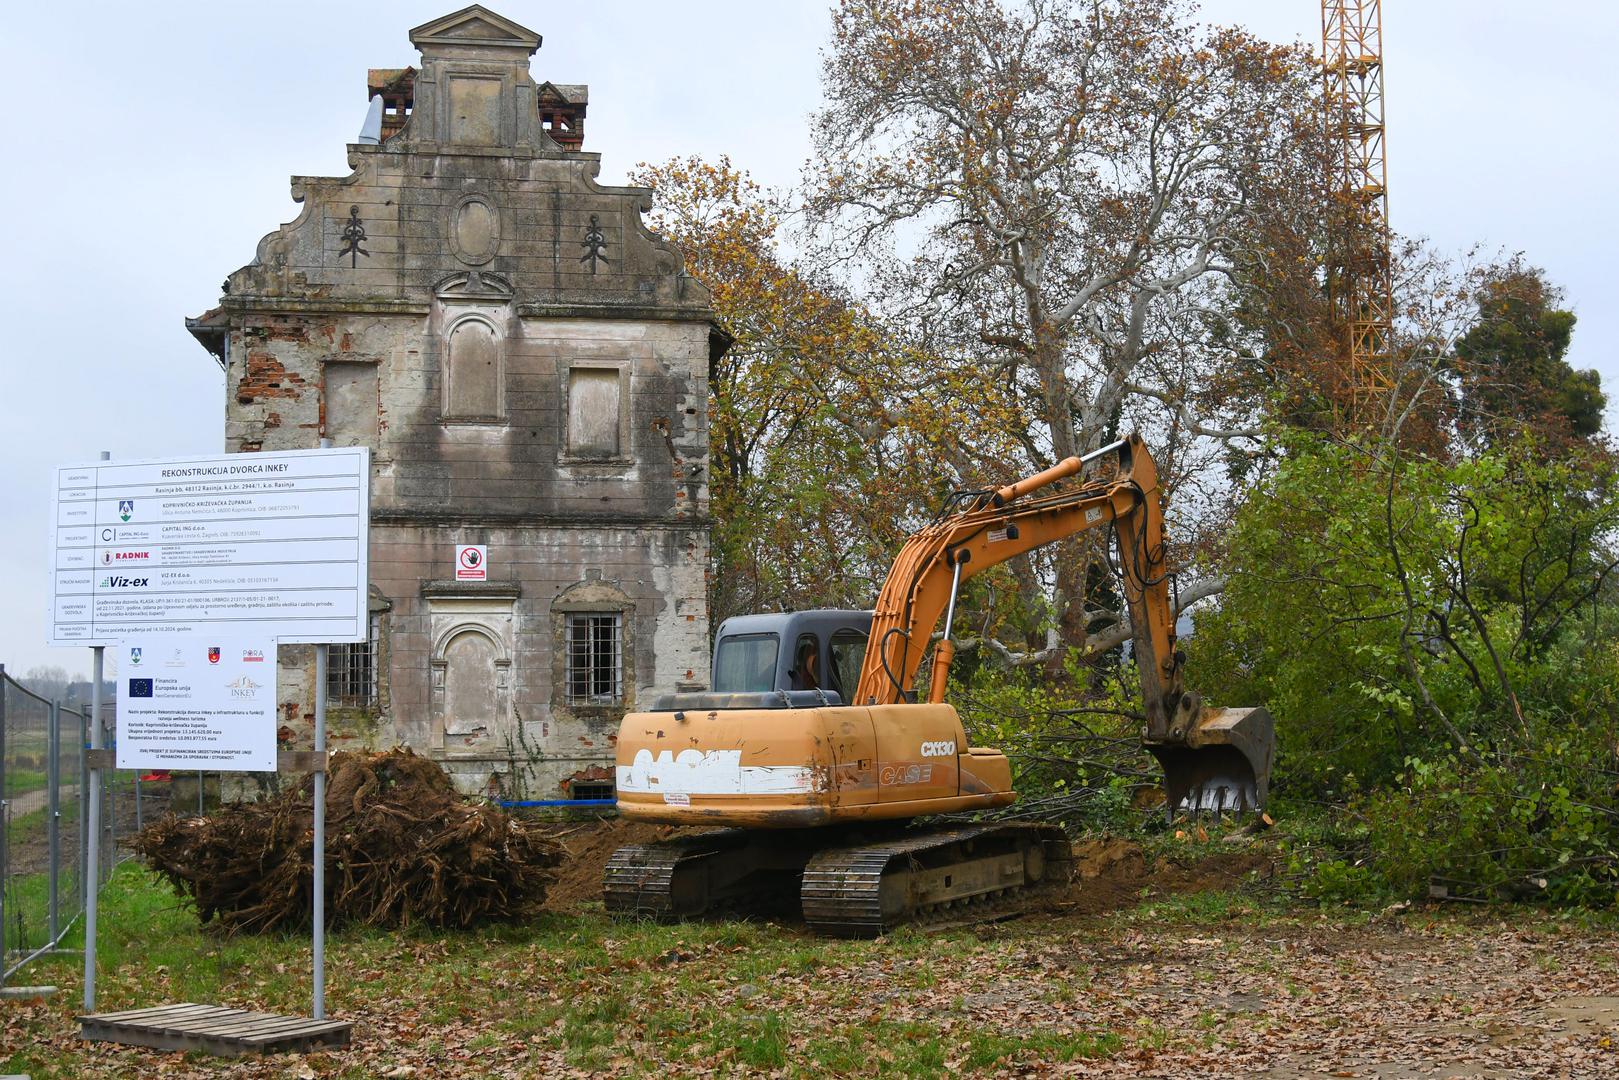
[4,1,1615,680]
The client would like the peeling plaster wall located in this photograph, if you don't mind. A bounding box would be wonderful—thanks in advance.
[193,7,717,796]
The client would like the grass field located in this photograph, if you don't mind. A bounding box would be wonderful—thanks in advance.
[3,845,1618,1079]
[4,767,47,798]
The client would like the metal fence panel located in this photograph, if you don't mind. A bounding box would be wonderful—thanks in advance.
[1,665,108,984]
[3,663,217,986]
[3,666,62,978]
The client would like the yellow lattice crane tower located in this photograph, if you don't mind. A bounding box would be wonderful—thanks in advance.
[1321,0,1394,418]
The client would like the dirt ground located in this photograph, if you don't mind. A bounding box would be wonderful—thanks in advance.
[537,815,675,914]
[534,818,1273,921]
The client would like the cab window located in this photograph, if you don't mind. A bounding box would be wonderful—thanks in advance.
[828,628,868,701]
[713,633,779,693]
[790,634,821,691]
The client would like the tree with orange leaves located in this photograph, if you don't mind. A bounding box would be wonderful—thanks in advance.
[632,157,1028,625]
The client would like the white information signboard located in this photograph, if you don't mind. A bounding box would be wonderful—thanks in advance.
[115,637,277,771]
[48,447,369,646]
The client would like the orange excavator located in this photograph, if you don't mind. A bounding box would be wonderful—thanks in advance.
[605,434,1274,935]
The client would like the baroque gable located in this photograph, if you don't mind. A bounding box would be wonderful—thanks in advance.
[219,6,705,316]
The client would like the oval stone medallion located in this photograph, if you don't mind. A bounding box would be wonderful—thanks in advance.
[450,195,499,265]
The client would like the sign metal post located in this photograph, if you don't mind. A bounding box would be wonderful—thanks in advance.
[312,438,330,1020]
[83,450,107,1012]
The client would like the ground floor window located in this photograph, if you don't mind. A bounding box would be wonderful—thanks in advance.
[328,612,380,707]
[565,612,622,705]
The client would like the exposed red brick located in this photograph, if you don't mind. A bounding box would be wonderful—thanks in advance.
[236,351,308,403]
[561,764,614,794]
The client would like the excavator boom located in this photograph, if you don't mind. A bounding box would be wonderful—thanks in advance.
[856,434,1273,813]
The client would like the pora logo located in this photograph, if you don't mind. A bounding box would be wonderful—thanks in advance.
[920,740,957,758]
[98,575,150,588]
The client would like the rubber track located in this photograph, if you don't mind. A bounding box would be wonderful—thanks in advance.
[601,831,752,917]
[800,822,1071,938]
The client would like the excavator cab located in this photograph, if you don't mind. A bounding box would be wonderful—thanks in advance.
[710,611,873,701]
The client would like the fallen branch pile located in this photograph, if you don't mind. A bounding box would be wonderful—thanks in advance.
[133,747,565,932]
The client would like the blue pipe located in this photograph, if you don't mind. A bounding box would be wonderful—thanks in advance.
[498,799,617,808]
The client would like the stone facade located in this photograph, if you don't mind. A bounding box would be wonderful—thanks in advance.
[187,6,721,796]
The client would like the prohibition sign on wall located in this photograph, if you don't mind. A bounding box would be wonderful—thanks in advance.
[456,544,488,581]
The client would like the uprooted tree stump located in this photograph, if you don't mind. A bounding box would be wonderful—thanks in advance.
[133,747,565,933]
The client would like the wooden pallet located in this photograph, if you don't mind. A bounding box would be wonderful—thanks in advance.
[78,1002,352,1057]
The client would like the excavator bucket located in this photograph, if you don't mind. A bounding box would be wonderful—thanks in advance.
[1146,706,1275,817]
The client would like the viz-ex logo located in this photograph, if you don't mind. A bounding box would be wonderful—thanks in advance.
[98,575,150,588]
[127,678,153,698]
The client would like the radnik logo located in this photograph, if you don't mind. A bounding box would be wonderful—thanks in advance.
[118,499,134,522]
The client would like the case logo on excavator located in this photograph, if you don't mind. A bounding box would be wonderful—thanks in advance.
[920,740,957,758]
[618,747,824,796]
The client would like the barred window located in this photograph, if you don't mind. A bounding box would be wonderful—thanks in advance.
[565,613,622,705]
[571,779,615,801]
[329,613,380,707]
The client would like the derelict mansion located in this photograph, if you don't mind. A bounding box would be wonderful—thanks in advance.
[186,6,723,797]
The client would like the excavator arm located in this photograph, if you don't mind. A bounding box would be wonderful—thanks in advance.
[853,434,1274,813]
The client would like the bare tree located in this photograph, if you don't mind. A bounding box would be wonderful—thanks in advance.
[806,0,1323,655]
[19,664,74,701]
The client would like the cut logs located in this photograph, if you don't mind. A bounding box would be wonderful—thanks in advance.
[132,748,565,932]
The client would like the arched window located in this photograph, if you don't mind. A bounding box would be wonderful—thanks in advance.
[444,316,502,420]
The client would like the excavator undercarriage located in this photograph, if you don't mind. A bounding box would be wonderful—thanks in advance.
[604,822,1072,937]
